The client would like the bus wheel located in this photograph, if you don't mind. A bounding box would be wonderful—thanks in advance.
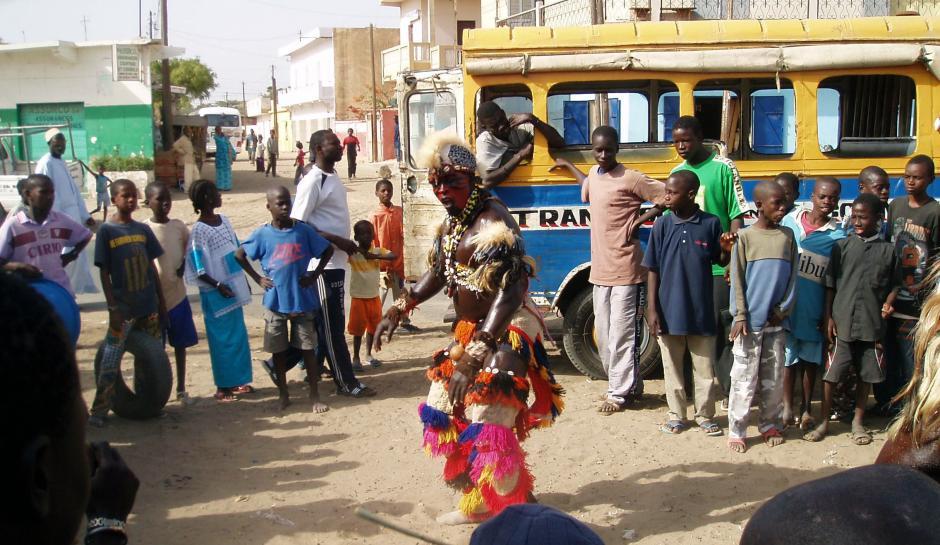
[93,330,173,420]
[561,287,661,380]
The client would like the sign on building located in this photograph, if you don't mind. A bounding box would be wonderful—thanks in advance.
[113,45,142,82]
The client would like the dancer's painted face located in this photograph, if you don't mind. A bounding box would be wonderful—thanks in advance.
[431,171,473,215]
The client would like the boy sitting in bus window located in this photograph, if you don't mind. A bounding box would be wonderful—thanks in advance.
[475,101,565,189]
[552,125,664,414]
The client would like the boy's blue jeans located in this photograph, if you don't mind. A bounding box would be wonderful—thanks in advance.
[874,317,916,410]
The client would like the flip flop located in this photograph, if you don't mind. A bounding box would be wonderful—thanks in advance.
[851,429,873,445]
[231,385,255,395]
[598,400,625,415]
[214,391,238,403]
[660,420,688,434]
[339,385,377,398]
[699,421,723,436]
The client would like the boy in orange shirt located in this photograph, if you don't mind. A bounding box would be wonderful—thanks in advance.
[371,169,418,331]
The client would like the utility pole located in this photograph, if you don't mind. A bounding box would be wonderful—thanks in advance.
[241,81,248,137]
[369,24,379,162]
[148,11,153,40]
[160,0,173,152]
[271,65,278,150]
[139,0,142,37]
[80,15,89,40]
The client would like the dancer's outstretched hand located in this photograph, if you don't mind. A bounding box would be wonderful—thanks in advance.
[373,313,399,352]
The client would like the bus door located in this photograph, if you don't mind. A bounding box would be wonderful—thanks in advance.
[398,70,464,281]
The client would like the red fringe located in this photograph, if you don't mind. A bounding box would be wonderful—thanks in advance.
[479,465,534,516]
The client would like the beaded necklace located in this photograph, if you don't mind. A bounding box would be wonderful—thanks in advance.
[442,188,483,295]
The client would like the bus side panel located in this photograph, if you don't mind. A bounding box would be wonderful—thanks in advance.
[491,184,592,307]
[402,181,447,281]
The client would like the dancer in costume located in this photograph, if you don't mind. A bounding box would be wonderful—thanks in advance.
[373,133,564,525]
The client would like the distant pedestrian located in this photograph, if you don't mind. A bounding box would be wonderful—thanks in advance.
[173,128,199,193]
[293,141,305,185]
[212,126,235,191]
[35,128,97,294]
[246,128,258,162]
[256,136,266,172]
[342,128,360,179]
[89,164,111,222]
[265,129,278,178]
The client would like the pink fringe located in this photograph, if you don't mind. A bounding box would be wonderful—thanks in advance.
[423,428,457,457]
[474,423,519,452]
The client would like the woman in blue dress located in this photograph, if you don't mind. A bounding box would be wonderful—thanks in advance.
[212,126,235,191]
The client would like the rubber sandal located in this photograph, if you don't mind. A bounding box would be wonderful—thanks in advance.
[851,429,873,445]
[367,358,382,368]
[761,427,785,446]
[598,400,625,415]
[699,421,723,436]
[660,420,687,434]
[340,385,377,398]
[728,437,747,453]
[214,391,238,403]
[231,385,255,395]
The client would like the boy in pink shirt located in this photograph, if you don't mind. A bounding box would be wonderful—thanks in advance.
[554,126,664,413]
[0,174,92,295]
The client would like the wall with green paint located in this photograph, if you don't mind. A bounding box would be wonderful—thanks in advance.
[86,104,155,160]
[0,104,154,163]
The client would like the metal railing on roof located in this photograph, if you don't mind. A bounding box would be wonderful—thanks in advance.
[496,0,940,26]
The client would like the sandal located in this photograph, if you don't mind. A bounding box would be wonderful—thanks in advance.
[339,385,377,398]
[699,421,723,437]
[851,428,873,445]
[231,385,255,395]
[214,390,238,403]
[660,420,688,434]
[761,427,785,447]
[598,400,625,415]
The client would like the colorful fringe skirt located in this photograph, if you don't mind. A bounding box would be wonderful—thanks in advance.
[418,308,564,519]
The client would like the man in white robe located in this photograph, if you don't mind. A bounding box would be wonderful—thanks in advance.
[34,128,97,294]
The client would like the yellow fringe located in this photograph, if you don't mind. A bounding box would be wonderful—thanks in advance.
[438,426,459,446]
[458,487,486,516]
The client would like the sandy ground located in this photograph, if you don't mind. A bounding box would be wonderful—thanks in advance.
[72,157,884,545]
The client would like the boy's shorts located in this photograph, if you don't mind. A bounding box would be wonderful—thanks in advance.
[263,309,317,353]
[166,298,198,349]
[824,339,885,384]
[785,337,824,366]
[348,296,382,336]
[96,191,109,209]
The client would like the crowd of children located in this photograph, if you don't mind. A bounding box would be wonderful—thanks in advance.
[2,119,937,448]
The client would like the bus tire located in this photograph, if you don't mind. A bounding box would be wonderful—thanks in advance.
[93,330,172,420]
[561,286,661,380]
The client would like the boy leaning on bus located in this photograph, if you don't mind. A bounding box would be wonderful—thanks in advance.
[553,125,664,414]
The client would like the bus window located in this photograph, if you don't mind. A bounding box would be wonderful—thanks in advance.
[477,84,533,116]
[406,91,458,167]
[658,91,680,142]
[546,80,677,146]
[817,75,916,157]
[749,86,796,156]
[694,80,741,156]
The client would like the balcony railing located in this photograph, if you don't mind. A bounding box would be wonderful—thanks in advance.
[497,0,940,26]
[430,45,462,69]
[381,42,432,81]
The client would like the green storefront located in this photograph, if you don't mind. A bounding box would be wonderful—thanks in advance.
[0,102,154,164]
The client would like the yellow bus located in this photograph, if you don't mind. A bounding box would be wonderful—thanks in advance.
[396,15,940,378]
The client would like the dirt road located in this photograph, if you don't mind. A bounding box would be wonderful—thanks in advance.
[76,157,880,544]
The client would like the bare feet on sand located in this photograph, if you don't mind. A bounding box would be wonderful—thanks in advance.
[799,413,816,431]
[728,438,747,453]
[312,400,329,414]
[803,423,827,442]
[279,395,291,411]
[436,511,476,525]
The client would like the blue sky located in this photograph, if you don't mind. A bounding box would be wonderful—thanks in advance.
[0,0,400,102]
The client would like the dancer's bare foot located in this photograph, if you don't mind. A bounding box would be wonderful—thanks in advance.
[436,510,475,525]
[803,423,828,442]
[728,438,747,453]
[278,394,291,410]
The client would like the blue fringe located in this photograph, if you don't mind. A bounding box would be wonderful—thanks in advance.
[459,422,483,444]
[419,403,451,430]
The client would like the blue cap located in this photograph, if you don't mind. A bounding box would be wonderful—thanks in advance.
[469,505,604,545]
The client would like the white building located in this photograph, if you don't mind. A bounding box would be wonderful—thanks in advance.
[380,0,481,80]
[278,28,336,144]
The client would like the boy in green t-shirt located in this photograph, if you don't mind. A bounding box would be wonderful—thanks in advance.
[671,116,749,402]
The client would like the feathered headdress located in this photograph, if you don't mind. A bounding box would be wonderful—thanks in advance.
[416,131,477,183]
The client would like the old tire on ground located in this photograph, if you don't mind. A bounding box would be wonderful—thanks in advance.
[93,330,172,419]
[561,286,661,380]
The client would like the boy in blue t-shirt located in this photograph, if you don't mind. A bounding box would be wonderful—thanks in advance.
[779,177,844,432]
[643,171,734,437]
[236,186,333,412]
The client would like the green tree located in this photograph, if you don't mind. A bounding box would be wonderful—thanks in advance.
[151,57,218,114]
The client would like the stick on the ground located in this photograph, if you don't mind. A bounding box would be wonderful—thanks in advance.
[354,507,453,545]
